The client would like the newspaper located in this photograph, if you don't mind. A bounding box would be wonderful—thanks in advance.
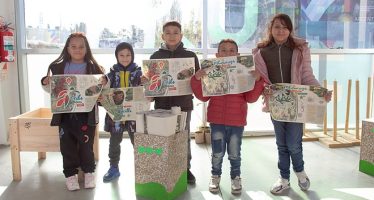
[50,75,102,113]
[100,87,150,122]
[142,57,195,97]
[200,55,256,96]
[269,83,328,124]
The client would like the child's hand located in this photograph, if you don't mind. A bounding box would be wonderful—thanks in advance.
[42,76,50,85]
[99,75,108,86]
[263,85,273,96]
[195,69,207,80]
[324,90,332,102]
[97,95,103,103]
[249,70,261,81]
[140,75,149,85]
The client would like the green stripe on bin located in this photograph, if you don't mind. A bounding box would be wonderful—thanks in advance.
[135,171,187,200]
[359,160,374,176]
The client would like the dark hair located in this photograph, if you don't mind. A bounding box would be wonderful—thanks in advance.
[113,90,124,105]
[115,42,134,67]
[218,39,238,52]
[48,32,103,74]
[162,20,182,32]
[257,13,297,49]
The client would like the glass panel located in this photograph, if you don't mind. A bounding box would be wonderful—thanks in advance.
[324,54,373,128]
[207,0,374,49]
[207,0,261,49]
[27,54,56,110]
[24,0,202,49]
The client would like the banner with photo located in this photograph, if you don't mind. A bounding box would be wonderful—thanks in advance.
[100,87,150,122]
[200,55,256,96]
[50,75,102,113]
[142,58,195,97]
[269,83,328,124]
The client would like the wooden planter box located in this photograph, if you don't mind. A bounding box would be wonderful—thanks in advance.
[9,108,99,181]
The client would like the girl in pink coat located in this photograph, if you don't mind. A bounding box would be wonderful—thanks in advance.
[253,13,331,194]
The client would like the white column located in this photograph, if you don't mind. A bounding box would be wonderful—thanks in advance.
[358,0,367,48]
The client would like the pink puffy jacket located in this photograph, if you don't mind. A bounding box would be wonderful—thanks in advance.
[252,37,320,112]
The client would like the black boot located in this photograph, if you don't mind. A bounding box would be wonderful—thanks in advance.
[187,169,196,184]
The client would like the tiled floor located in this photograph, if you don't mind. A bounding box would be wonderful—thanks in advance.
[0,136,373,200]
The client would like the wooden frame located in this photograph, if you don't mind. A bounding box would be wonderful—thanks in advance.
[9,108,99,181]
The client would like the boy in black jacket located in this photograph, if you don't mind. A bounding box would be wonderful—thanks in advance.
[150,20,200,184]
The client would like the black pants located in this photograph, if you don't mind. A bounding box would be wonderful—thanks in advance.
[108,130,134,167]
[59,114,96,178]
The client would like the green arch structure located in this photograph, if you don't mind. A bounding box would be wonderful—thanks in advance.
[208,0,258,45]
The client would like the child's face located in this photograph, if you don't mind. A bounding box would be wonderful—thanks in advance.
[216,42,239,58]
[271,19,290,44]
[162,26,183,50]
[113,92,124,105]
[117,48,132,67]
[67,37,87,63]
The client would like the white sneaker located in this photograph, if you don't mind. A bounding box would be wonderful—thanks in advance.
[270,177,290,194]
[231,176,242,195]
[66,174,80,191]
[208,175,221,193]
[84,173,96,189]
[295,171,310,191]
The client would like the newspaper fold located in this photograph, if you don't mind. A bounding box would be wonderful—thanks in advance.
[142,58,195,97]
[269,83,328,124]
[50,75,102,113]
[200,55,256,96]
[100,87,150,122]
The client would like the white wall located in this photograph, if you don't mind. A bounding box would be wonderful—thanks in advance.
[0,0,21,144]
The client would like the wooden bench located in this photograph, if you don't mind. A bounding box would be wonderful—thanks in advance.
[9,108,99,181]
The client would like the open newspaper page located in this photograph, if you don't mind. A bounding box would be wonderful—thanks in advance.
[269,83,328,124]
[100,86,150,122]
[142,57,195,97]
[50,75,102,113]
[200,55,256,96]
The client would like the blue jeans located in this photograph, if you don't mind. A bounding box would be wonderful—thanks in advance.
[210,123,244,179]
[271,118,304,180]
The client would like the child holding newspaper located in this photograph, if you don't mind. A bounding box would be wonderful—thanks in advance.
[40,32,105,191]
[190,39,264,194]
[149,20,200,184]
[101,42,142,183]
[253,13,331,194]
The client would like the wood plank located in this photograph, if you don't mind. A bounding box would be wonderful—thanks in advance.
[9,118,21,181]
[94,125,99,161]
[302,130,319,141]
[319,136,353,148]
[339,131,361,146]
[19,135,60,152]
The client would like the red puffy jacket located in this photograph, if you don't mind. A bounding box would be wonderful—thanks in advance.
[190,75,264,126]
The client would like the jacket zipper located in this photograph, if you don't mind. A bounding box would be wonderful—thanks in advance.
[278,44,284,83]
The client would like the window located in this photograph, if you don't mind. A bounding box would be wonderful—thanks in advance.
[207,0,374,49]
[19,0,374,133]
[24,0,202,49]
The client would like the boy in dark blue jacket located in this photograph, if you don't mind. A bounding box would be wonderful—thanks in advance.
[103,42,142,182]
